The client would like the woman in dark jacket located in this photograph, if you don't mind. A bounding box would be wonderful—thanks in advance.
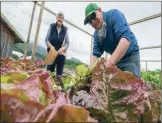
[45,12,69,82]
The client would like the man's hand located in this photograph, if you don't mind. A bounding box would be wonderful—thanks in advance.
[106,58,115,68]
[58,48,65,55]
[109,38,130,65]
[89,55,98,68]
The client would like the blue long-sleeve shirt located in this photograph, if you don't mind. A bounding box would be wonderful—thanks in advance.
[92,9,139,60]
[45,24,70,50]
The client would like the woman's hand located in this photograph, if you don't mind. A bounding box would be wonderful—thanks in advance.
[58,48,65,55]
[47,42,55,50]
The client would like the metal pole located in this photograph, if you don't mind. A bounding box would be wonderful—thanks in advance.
[139,45,161,50]
[31,1,45,61]
[129,13,161,26]
[24,1,37,58]
[146,61,148,71]
[140,60,161,62]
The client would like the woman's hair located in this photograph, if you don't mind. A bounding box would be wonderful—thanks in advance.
[57,11,64,18]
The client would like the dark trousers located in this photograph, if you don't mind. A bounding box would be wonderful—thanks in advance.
[117,54,141,78]
[47,54,66,76]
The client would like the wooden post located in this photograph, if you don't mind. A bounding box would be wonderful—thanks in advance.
[31,1,45,61]
[24,1,37,58]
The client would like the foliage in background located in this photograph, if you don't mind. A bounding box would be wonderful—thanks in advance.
[64,59,82,70]
[48,58,82,77]
[14,42,47,60]
[14,42,82,71]
[12,54,19,60]
[142,70,161,89]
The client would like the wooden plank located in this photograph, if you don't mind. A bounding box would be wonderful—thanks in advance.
[1,12,25,43]
[24,1,37,58]
[31,1,45,61]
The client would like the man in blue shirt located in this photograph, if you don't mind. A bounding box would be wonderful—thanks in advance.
[84,3,141,77]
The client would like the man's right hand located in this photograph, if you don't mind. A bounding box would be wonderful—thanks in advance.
[89,55,98,68]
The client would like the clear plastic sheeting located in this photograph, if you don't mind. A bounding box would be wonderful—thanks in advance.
[37,9,56,47]
[2,2,33,40]
[63,21,91,64]
[140,48,161,70]
[45,2,161,34]
[140,62,161,71]
[28,5,41,44]
[140,48,161,61]
[130,18,161,48]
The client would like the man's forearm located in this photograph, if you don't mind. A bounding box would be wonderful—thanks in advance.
[90,55,98,67]
[110,38,130,65]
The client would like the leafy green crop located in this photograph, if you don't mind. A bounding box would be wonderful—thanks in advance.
[62,76,75,90]
[0,57,161,122]
[142,70,161,90]
[12,54,19,60]
[74,64,92,92]
[73,58,161,122]
[1,72,29,84]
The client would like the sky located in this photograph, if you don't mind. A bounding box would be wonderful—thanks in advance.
[1,2,161,70]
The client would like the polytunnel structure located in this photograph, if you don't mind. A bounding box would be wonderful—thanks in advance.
[1,1,161,123]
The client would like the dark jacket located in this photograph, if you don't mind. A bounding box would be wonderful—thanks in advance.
[47,23,67,52]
